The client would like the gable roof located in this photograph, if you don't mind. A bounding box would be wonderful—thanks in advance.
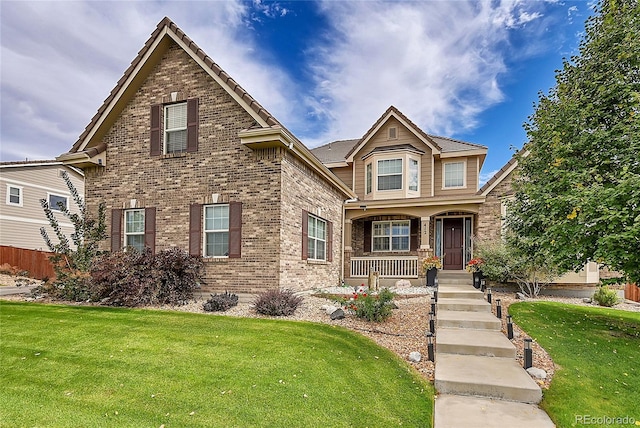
[67,17,279,155]
[312,106,487,165]
[58,17,354,198]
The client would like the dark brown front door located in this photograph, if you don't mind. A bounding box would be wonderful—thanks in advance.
[443,218,464,270]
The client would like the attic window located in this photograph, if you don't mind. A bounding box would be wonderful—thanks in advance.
[165,103,187,154]
[388,127,398,140]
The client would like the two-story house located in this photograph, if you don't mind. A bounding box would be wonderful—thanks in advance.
[57,17,354,295]
[313,106,488,286]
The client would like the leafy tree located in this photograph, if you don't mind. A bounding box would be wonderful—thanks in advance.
[508,0,640,285]
[39,170,107,300]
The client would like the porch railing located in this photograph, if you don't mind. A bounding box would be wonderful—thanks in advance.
[350,256,419,278]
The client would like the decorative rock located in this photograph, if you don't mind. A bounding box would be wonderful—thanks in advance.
[395,279,412,288]
[322,305,338,314]
[582,297,592,303]
[330,308,345,320]
[526,367,547,379]
[408,352,421,363]
[516,292,527,300]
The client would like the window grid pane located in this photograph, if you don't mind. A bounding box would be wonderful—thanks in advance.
[377,159,403,191]
[204,205,230,257]
[124,209,145,252]
[165,103,187,130]
[372,220,410,252]
[9,187,20,204]
[307,214,327,260]
[444,162,464,187]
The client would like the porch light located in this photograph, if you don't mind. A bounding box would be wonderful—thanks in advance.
[429,311,435,334]
[359,205,367,211]
[426,332,435,362]
[496,299,502,319]
[480,279,486,292]
[430,297,437,315]
[486,288,492,304]
[524,338,533,369]
[506,315,514,340]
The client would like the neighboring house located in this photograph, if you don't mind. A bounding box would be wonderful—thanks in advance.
[0,160,84,251]
[476,157,599,285]
[57,17,354,295]
[312,107,489,286]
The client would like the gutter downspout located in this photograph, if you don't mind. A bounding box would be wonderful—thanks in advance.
[341,197,358,284]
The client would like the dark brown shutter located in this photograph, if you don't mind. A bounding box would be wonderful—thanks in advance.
[189,203,202,256]
[144,207,156,254]
[327,220,333,262]
[186,98,199,153]
[364,220,372,253]
[302,210,309,260]
[111,209,123,251]
[228,202,242,258]
[410,218,420,251]
[150,104,161,156]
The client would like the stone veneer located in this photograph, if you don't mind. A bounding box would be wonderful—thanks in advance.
[476,170,515,242]
[83,42,344,295]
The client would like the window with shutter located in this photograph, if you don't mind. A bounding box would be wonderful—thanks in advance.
[150,98,199,156]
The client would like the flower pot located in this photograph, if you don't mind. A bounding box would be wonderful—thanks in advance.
[473,271,483,289]
[426,268,438,287]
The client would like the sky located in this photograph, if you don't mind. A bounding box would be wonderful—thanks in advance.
[0,0,595,182]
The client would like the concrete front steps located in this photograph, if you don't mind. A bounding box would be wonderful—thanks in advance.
[433,274,554,426]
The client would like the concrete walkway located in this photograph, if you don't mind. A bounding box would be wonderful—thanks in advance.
[433,272,555,428]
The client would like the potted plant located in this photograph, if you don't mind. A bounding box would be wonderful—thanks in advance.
[422,256,442,287]
[466,258,484,289]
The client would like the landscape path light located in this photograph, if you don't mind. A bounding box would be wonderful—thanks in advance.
[429,311,435,334]
[507,315,514,340]
[486,288,492,304]
[524,338,533,369]
[496,298,502,319]
[426,332,435,362]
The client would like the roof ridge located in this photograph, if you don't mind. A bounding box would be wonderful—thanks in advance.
[428,133,487,149]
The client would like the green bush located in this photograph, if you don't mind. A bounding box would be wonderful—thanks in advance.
[346,288,396,322]
[253,289,303,316]
[203,292,239,312]
[592,285,620,307]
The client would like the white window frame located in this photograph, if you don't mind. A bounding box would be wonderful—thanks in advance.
[6,185,23,206]
[124,209,145,252]
[307,214,327,261]
[164,102,188,154]
[203,204,230,258]
[443,160,466,189]
[372,220,410,252]
[47,193,69,212]
[377,158,403,191]
[365,162,372,195]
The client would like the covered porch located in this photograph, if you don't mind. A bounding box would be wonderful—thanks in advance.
[343,203,480,286]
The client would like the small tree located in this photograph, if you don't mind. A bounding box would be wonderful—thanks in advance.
[39,170,107,300]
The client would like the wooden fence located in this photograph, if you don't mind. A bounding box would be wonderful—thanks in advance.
[0,246,56,280]
[624,283,640,302]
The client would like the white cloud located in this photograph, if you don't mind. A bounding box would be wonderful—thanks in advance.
[300,0,548,147]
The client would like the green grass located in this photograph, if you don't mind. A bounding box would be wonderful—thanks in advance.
[510,302,640,427]
[0,301,433,427]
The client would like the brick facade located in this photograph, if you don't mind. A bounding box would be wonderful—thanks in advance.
[82,41,345,295]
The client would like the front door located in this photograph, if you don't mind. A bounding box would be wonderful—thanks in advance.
[443,218,464,270]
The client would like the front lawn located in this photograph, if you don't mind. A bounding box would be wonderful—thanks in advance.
[0,301,433,427]
[510,302,640,427]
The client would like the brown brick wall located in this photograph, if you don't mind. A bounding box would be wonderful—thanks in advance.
[85,42,282,295]
[476,170,514,243]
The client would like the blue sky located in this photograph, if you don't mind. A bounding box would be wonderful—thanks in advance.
[0,0,594,181]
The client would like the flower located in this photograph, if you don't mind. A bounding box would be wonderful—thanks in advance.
[422,256,442,272]
[466,258,484,273]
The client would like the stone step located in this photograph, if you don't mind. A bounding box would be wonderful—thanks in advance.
[435,354,542,404]
[434,394,555,428]
[437,298,491,312]
[438,286,485,300]
[436,328,516,358]
[437,310,502,330]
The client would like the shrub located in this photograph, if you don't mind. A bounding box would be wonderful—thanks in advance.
[203,292,239,312]
[253,289,303,316]
[345,288,396,322]
[593,285,620,307]
[90,248,203,307]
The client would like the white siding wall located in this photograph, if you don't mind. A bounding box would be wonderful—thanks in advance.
[0,164,84,251]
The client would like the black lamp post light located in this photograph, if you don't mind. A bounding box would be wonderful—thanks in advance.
[506,315,514,340]
[426,332,435,362]
[486,288,492,304]
[480,279,486,292]
[429,311,435,334]
[524,338,533,369]
[430,297,437,315]
[496,299,502,319]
